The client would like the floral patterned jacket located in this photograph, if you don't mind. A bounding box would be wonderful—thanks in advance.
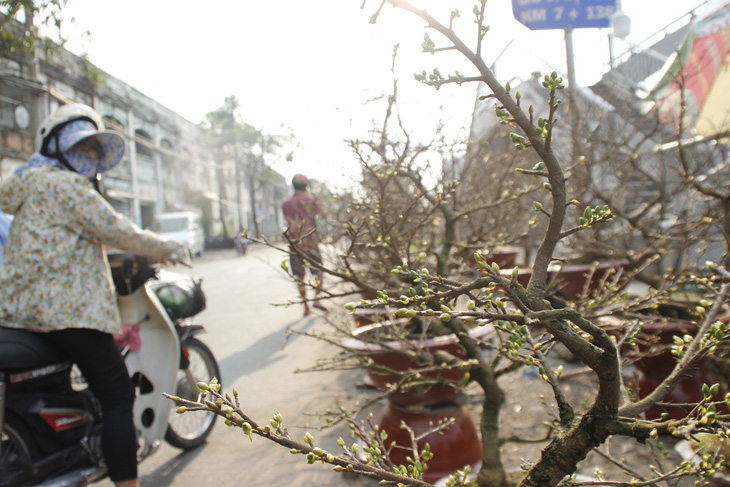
[0,165,183,334]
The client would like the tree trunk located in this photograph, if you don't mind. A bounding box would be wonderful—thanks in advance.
[520,411,610,487]
[476,395,507,487]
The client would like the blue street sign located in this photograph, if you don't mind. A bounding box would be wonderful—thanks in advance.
[511,0,618,31]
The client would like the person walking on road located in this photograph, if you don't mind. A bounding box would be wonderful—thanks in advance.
[282,173,326,316]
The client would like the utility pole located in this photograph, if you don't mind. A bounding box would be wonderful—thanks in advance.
[564,28,580,165]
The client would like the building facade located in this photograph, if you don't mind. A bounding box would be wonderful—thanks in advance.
[0,41,287,243]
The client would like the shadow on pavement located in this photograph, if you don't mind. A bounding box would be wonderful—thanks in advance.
[143,444,206,485]
[218,315,321,384]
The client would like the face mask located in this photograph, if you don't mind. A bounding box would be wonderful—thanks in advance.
[64,149,101,178]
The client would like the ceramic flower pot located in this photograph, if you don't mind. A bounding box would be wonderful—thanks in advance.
[467,246,523,272]
[375,400,482,484]
[515,260,629,302]
[344,320,489,481]
[343,321,494,406]
[351,307,397,328]
[626,302,728,420]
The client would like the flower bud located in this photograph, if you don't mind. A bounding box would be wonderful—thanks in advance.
[242,422,253,441]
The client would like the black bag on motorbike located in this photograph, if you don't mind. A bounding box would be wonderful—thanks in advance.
[149,271,206,320]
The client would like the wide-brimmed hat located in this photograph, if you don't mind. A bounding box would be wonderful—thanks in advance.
[48,120,126,173]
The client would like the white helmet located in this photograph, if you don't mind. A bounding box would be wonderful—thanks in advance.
[36,103,106,151]
[37,103,126,175]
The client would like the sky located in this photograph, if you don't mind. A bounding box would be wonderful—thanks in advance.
[56,0,709,188]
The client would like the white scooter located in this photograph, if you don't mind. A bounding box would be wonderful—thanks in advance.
[0,252,219,486]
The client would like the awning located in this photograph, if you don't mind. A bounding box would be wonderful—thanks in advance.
[652,0,730,137]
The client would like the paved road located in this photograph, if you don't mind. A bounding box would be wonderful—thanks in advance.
[99,244,377,487]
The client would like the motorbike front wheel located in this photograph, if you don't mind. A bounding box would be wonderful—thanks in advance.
[0,414,40,487]
[165,337,220,450]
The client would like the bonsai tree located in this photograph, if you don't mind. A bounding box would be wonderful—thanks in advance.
[170,2,730,486]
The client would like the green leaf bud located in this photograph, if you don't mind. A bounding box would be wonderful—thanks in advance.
[242,422,253,441]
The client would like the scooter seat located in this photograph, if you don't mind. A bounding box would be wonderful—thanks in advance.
[0,327,67,371]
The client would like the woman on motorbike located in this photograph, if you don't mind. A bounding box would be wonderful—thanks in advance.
[0,103,186,487]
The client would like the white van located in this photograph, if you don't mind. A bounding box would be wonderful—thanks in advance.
[152,211,205,257]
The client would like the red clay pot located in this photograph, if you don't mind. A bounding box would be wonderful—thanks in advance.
[515,260,629,301]
[634,365,720,420]
[375,400,482,483]
[343,322,494,406]
[468,246,522,272]
[486,248,520,269]
[629,316,725,420]
[351,307,397,328]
